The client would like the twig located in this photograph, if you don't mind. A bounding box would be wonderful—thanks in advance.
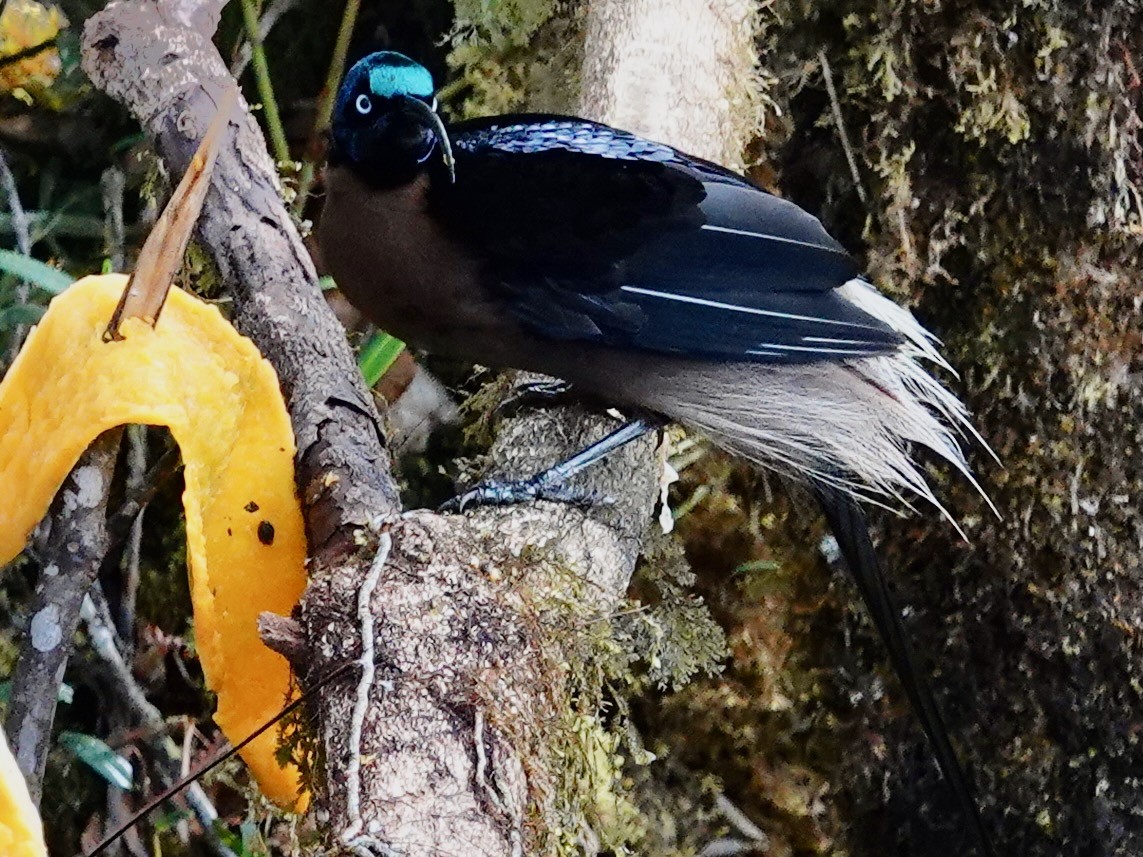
[0,149,29,254]
[473,709,523,857]
[229,0,301,78]
[473,709,494,808]
[238,0,291,167]
[0,37,58,70]
[103,86,237,342]
[104,786,143,857]
[5,430,121,804]
[100,166,127,273]
[819,49,869,206]
[293,0,360,213]
[340,525,398,857]
[82,658,359,857]
[713,794,770,846]
[0,148,29,255]
[81,589,237,857]
[115,425,147,649]
[105,444,181,551]
[0,144,33,357]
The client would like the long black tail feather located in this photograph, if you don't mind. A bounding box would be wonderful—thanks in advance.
[815,486,993,857]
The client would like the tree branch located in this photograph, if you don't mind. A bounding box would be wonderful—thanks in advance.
[580,0,759,167]
[82,2,401,553]
[5,429,121,804]
[82,587,236,857]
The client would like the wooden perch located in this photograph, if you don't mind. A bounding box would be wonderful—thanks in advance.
[84,3,399,555]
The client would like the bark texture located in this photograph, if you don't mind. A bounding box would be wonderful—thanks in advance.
[6,431,120,804]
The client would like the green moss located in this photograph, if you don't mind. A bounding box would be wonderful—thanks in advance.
[180,240,226,301]
[748,0,1143,850]
[477,517,725,854]
[611,531,728,694]
[443,1,582,118]
[627,449,861,855]
[451,0,562,45]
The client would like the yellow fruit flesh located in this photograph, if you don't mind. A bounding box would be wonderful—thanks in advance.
[0,731,46,857]
[0,274,308,807]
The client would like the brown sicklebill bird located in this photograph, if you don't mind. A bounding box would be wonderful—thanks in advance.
[319,50,997,856]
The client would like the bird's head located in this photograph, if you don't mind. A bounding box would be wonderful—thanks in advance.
[330,51,454,187]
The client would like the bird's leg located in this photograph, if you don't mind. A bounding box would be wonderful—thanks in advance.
[441,417,659,512]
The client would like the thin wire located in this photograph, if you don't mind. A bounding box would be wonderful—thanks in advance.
[82,659,359,857]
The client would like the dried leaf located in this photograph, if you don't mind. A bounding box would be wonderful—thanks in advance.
[104,86,238,341]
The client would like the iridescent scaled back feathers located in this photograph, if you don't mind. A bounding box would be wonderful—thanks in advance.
[456,119,679,162]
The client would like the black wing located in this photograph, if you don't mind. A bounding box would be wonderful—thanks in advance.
[432,115,901,362]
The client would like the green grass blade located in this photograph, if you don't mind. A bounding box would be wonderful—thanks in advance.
[0,249,73,294]
[59,731,134,790]
[358,331,406,387]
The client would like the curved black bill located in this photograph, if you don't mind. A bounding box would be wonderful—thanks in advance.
[404,96,456,184]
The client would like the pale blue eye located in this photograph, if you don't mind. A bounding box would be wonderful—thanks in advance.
[355,94,372,115]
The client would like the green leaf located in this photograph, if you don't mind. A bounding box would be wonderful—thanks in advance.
[110,131,147,155]
[212,821,243,851]
[0,304,45,329]
[59,731,133,790]
[0,250,73,294]
[358,331,406,387]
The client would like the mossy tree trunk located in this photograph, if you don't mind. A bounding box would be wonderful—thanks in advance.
[794,2,1143,853]
[638,1,1143,855]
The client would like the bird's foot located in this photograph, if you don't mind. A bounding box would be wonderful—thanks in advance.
[442,418,655,513]
[440,470,608,513]
[495,379,577,420]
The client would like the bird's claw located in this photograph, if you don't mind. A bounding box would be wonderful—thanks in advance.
[495,379,577,420]
[440,474,610,513]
